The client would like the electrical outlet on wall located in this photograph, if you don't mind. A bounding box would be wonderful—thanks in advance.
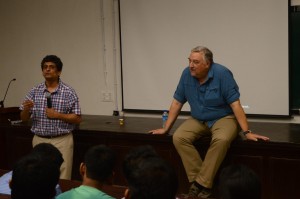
[102,91,112,102]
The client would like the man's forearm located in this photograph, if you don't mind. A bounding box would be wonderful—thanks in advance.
[56,113,82,124]
[20,110,31,122]
[164,99,183,132]
[230,100,249,132]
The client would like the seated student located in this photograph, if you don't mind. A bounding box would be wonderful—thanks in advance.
[218,164,261,199]
[123,146,178,199]
[10,151,61,199]
[56,145,116,199]
[122,145,159,180]
[0,143,64,196]
[0,170,13,195]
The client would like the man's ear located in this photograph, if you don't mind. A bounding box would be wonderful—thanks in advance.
[106,171,115,185]
[124,188,130,199]
[79,162,85,177]
[9,179,12,189]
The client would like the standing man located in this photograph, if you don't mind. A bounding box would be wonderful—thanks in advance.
[20,55,81,180]
[150,46,269,198]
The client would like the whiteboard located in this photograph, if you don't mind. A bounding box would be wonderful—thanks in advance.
[119,0,290,116]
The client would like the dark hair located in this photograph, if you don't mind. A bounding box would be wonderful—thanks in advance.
[123,145,178,199]
[84,145,116,183]
[41,55,63,71]
[218,164,261,199]
[123,145,158,181]
[31,143,64,168]
[11,153,60,199]
[126,157,178,199]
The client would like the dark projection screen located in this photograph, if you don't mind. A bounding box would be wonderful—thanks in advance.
[119,0,289,116]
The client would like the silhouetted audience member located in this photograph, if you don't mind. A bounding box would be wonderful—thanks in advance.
[10,152,60,199]
[122,145,158,182]
[31,142,64,169]
[123,145,178,199]
[218,164,261,199]
[0,143,63,196]
[57,145,116,199]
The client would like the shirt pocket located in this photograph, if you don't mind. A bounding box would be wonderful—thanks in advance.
[204,87,224,107]
[56,98,71,113]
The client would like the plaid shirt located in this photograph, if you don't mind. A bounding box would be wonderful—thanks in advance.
[20,80,81,136]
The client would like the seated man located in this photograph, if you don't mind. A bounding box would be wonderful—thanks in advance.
[218,164,261,199]
[0,143,63,196]
[123,146,178,199]
[10,151,61,199]
[57,145,116,199]
[150,46,269,198]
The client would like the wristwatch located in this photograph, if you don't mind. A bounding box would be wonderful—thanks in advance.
[243,130,252,136]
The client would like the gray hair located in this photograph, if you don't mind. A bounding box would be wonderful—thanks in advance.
[191,46,213,64]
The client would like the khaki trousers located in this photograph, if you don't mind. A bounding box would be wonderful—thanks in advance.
[173,115,240,188]
[32,133,74,180]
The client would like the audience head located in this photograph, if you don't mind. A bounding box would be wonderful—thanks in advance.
[123,145,178,199]
[81,145,116,184]
[10,153,60,199]
[31,142,64,168]
[218,164,261,199]
[123,145,158,181]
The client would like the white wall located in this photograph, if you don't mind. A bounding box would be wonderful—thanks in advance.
[292,0,300,6]
[0,0,299,124]
[0,0,122,116]
[120,0,290,116]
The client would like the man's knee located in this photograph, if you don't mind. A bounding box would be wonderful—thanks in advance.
[211,136,233,149]
[172,131,182,146]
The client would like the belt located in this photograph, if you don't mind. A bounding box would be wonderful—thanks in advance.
[35,133,69,139]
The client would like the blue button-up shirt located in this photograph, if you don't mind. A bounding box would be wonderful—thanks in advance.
[20,80,81,136]
[174,63,240,127]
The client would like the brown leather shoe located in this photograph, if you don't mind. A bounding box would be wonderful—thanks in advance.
[177,193,202,199]
[198,187,212,198]
[188,183,202,197]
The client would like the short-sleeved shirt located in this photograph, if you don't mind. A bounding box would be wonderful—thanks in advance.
[174,63,240,127]
[56,185,116,199]
[19,79,81,136]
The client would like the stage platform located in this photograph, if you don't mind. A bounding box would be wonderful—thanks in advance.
[1,115,300,199]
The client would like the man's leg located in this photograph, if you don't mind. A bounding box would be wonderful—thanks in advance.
[173,117,210,182]
[195,115,240,189]
[51,133,74,180]
[33,134,74,180]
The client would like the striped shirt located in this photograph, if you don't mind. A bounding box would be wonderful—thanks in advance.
[20,79,81,136]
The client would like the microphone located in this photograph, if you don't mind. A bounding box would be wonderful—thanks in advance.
[0,78,16,108]
[45,92,52,108]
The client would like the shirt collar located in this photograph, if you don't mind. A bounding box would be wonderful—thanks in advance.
[43,79,62,94]
[207,63,215,80]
